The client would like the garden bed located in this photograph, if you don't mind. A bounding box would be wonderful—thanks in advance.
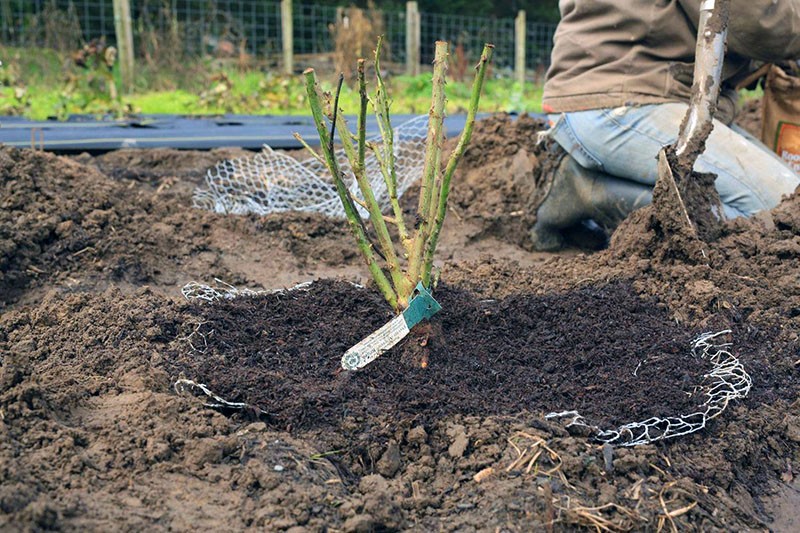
[1,114,798,531]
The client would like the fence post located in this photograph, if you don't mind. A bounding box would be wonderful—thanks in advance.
[112,0,135,94]
[281,0,293,74]
[405,1,420,76]
[1,0,11,44]
[515,10,526,86]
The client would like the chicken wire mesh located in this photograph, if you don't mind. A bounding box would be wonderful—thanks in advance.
[181,278,367,303]
[174,378,249,411]
[180,278,311,302]
[192,114,429,218]
[175,282,751,447]
[546,330,751,447]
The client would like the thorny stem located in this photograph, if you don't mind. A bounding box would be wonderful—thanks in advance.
[421,44,493,286]
[330,74,344,155]
[301,68,398,310]
[425,42,450,244]
[300,39,491,312]
[292,133,325,165]
[373,36,409,247]
[331,74,386,262]
[408,41,449,285]
[331,65,411,303]
[357,60,367,177]
[357,60,413,302]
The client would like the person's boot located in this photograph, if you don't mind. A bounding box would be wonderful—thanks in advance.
[529,154,653,251]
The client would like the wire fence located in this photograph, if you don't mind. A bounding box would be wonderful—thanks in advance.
[419,12,515,68]
[2,0,556,75]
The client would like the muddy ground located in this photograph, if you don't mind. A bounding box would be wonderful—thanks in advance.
[1,112,798,531]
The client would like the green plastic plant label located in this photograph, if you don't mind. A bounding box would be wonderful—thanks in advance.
[341,282,442,370]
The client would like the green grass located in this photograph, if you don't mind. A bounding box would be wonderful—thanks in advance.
[1,45,767,121]
[128,90,200,114]
[123,75,543,116]
[1,46,544,119]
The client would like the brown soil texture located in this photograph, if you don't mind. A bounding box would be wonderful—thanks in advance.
[0,146,358,310]
[87,147,254,184]
[1,134,548,311]
[649,147,725,256]
[444,113,549,249]
[442,113,598,251]
[2,113,800,532]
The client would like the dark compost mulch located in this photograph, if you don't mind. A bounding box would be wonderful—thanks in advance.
[168,280,722,431]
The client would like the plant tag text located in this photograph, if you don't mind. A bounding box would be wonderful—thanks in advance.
[341,314,410,370]
[341,282,442,370]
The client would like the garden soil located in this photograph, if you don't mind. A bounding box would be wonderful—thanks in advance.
[2,113,799,531]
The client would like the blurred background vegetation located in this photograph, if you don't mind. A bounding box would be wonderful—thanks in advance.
[308,1,559,21]
[0,0,558,119]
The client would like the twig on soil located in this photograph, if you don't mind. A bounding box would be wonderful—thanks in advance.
[649,462,668,477]
[412,480,423,498]
[622,479,645,501]
[448,203,464,222]
[556,500,643,533]
[506,432,563,477]
[71,246,95,257]
[473,467,494,482]
[656,481,698,533]
[309,449,345,462]
[542,483,556,533]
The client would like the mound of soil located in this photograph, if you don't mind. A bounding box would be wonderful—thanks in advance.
[87,147,253,184]
[0,147,356,309]
[447,183,800,337]
[2,281,796,531]
[0,142,548,312]
[445,114,549,249]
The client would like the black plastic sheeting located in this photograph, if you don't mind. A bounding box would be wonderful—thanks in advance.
[0,113,533,154]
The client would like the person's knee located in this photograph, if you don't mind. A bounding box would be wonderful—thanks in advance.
[699,127,800,216]
[727,167,796,215]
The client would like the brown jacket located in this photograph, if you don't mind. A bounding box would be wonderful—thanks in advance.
[542,0,800,114]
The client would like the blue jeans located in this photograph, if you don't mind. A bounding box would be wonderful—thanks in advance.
[546,103,800,218]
